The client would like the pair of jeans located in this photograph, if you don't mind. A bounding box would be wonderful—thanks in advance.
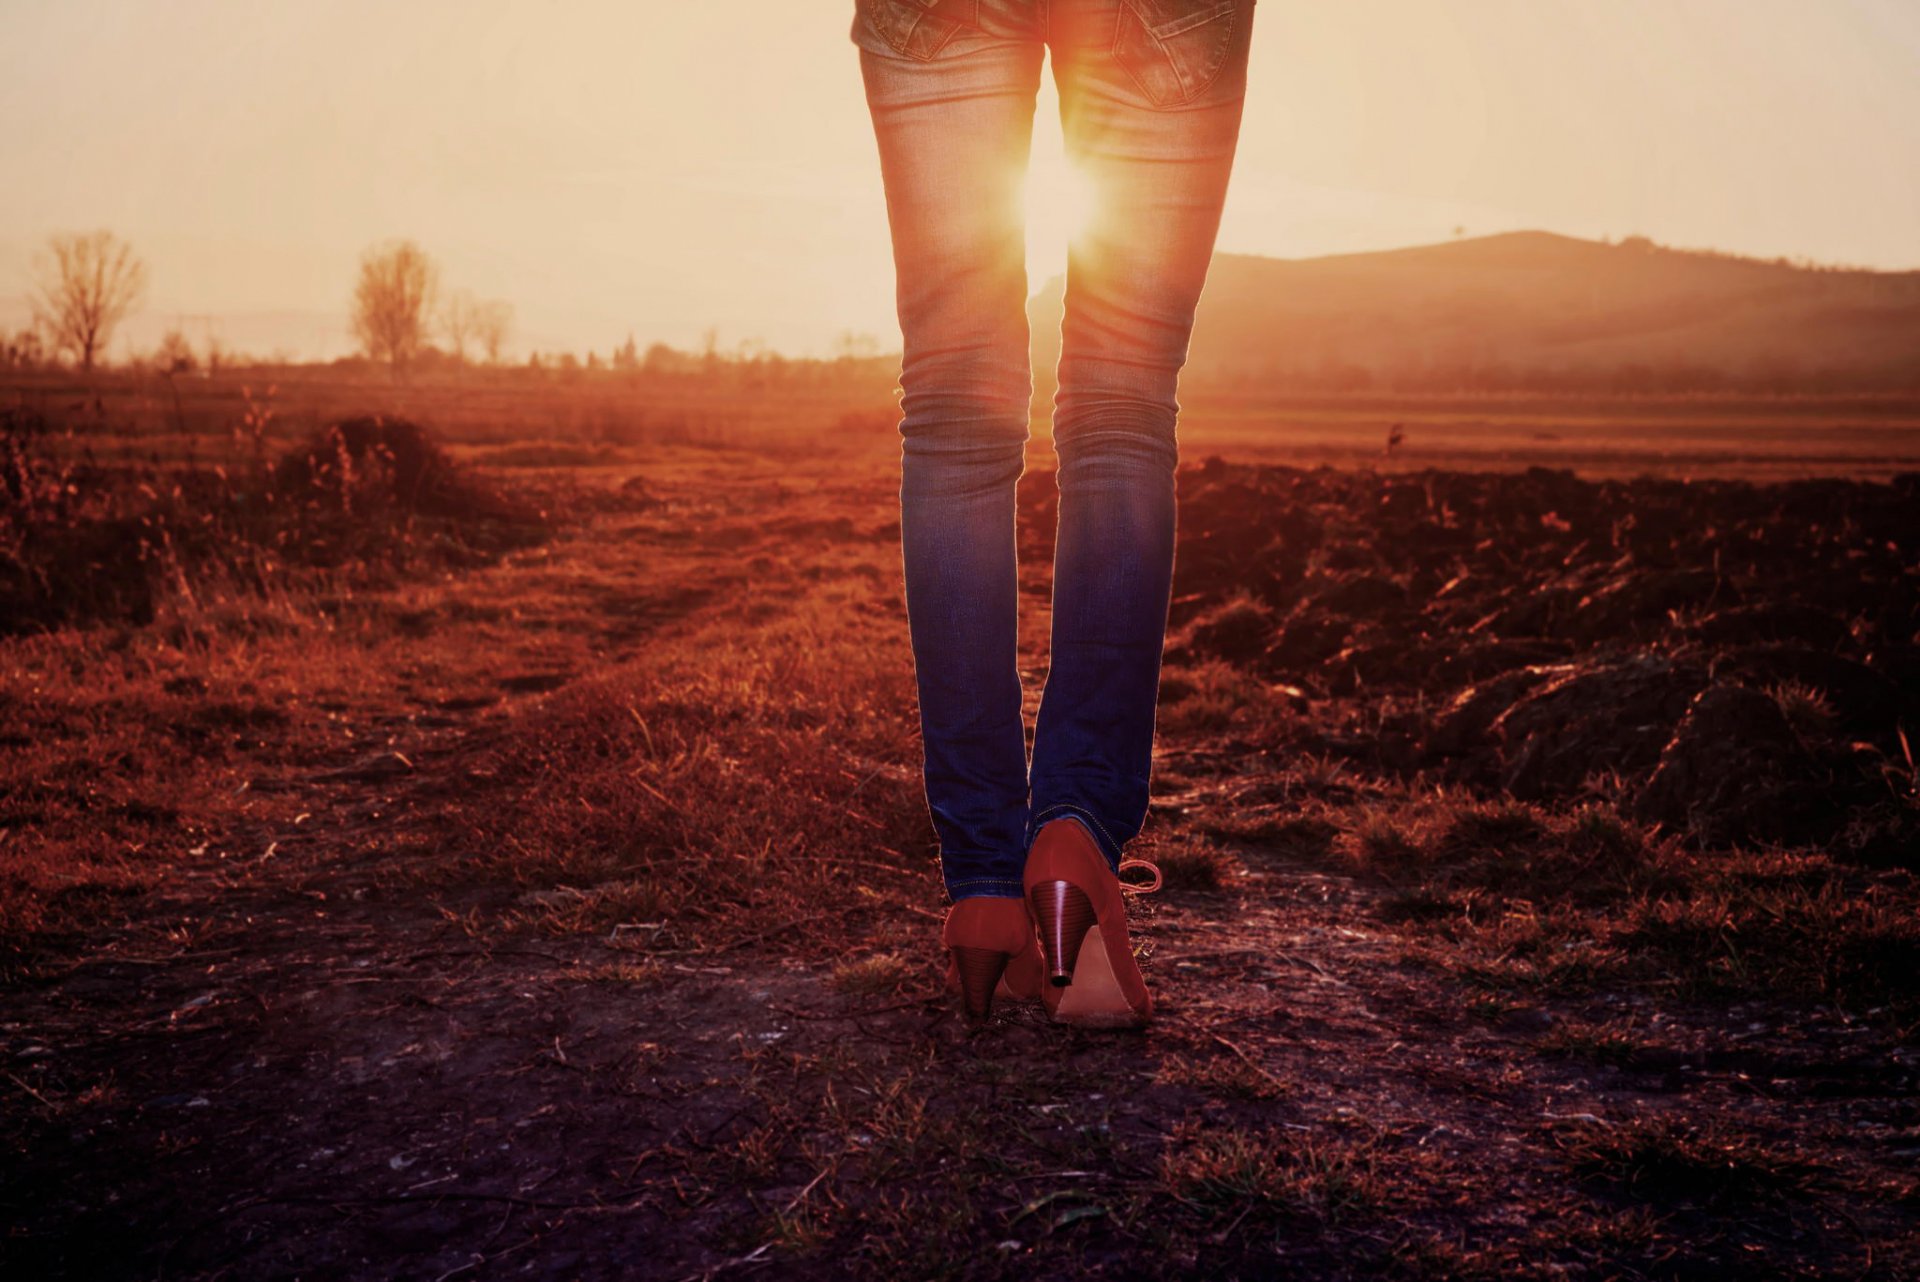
[852,0,1254,900]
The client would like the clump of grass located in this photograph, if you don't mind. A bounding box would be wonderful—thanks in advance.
[830,952,916,997]
[1162,1124,1276,1209]
[1560,805,1660,881]
[1352,797,1668,905]
[1537,1018,1649,1067]
[1765,678,1836,742]
[1333,788,1920,1013]
[839,1187,983,1280]
[1337,794,1793,1003]
[1149,840,1241,892]
[1201,810,1341,860]
[1439,802,1549,855]
[1429,801,1550,895]
[1156,1052,1288,1101]
[1349,814,1427,871]
[1552,1115,1824,1207]
[1464,990,1519,1022]
[580,959,664,987]
[1154,658,1273,735]
[1618,873,1920,1009]
[692,1109,797,1188]
[1182,592,1276,664]
[264,416,545,564]
[851,1074,982,1182]
[1444,801,1665,903]
[509,880,685,937]
[1161,1123,1383,1226]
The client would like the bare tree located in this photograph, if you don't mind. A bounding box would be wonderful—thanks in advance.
[472,299,513,366]
[439,288,478,364]
[613,333,640,371]
[155,327,196,373]
[351,239,439,373]
[832,330,880,361]
[31,230,147,371]
[3,328,46,370]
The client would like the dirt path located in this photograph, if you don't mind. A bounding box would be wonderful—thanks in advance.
[3,450,1915,1280]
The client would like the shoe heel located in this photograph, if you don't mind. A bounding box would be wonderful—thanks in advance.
[1029,880,1096,988]
[950,946,1013,1021]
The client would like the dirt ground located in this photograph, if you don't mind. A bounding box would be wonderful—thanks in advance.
[2,429,1917,1279]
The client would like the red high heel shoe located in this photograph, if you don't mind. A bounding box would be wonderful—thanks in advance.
[942,896,1045,1021]
[1023,817,1162,1028]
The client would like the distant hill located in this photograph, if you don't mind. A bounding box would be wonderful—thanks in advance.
[1029,231,1920,393]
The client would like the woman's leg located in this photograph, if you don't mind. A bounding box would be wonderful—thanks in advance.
[852,2,1046,901]
[1027,0,1254,872]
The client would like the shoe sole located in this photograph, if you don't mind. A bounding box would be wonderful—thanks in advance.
[1051,921,1147,1028]
[1030,879,1149,1029]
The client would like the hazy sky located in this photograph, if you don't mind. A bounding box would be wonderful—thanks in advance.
[2,0,1917,360]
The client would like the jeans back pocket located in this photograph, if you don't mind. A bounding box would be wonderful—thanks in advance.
[1114,0,1242,107]
[861,0,981,61]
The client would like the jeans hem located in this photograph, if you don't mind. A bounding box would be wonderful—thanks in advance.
[945,878,1026,902]
[1024,803,1125,876]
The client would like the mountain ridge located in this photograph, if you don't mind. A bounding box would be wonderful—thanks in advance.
[1030,231,1920,393]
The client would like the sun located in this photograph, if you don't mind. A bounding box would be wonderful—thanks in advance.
[1021,145,1097,280]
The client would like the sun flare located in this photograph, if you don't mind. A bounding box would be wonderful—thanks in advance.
[1022,147,1097,280]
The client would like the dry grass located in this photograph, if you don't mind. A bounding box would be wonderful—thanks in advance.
[430,571,930,959]
[1289,789,1920,1013]
[1551,1115,1826,1206]
[1160,1122,1386,1227]
[1536,1018,1653,1067]
[1154,658,1291,737]
[1144,837,1243,892]
[3,374,1916,1280]
[1154,1051,1288,1101]
[1,407,546,634]
[829,952,919,998]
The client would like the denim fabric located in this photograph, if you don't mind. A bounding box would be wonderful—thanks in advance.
[853,0,1253,900]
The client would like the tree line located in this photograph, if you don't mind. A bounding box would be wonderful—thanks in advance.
[6,232,886,381]
[3,231,729,377]
[1,230,518,375]
[348,239,512,372]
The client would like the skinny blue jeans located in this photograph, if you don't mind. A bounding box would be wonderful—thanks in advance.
[852,0,1253,900]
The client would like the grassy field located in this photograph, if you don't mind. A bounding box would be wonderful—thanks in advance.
[1176,389,1920,480]
[10,366,1920,475]
[2,370,1916,1279]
